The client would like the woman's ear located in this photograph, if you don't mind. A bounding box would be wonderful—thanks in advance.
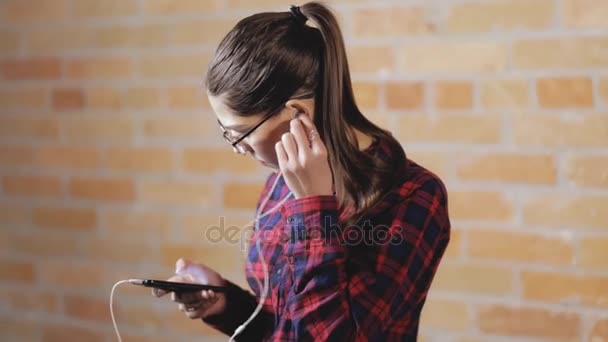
[285,98,315,121]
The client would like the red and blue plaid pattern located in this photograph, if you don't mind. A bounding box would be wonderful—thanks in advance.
[203,137,450,341]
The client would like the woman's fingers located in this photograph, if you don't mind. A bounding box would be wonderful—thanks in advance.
[152,287,166,297]
[290,118,311,159]
[281,132,298,163]
[298,114,324,154]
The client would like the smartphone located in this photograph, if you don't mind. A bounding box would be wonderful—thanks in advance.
[130,278,227,293]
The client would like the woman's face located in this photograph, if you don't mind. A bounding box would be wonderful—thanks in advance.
[209,95,314,169]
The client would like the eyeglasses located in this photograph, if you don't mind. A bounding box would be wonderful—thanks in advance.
[217,106,283,154]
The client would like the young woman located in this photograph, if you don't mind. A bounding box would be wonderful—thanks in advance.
[154,2,450,341]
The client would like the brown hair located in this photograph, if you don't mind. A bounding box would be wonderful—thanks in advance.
[204,2,407,225]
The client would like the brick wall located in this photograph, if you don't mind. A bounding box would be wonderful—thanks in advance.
[0,0,606,341]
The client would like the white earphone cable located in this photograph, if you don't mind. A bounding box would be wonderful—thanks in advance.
[109,172,291,342]
[110,279,133,342]
[230,172,292,341]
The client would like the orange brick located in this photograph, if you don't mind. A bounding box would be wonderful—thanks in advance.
[432,262,513,295]
[397,42,507,73]
[52,88,84,111]
[0,204,30,225]
[513,37,608,69]
[404,150,451,181]
[0,88,48,109]
[180,213,254,246]
[106,147,173,172]
[347,46,394,74]
[522,271,608,308]
[34,146,100,169]
[139,180,217,206]
[119,334,168,342]
[477,305,580,339]
[113,300,165,330]
[225,0,286,9]
[71,0,138,17]
[0,30,19,53]
[434,81,473,109]
[0,318,39,341]
[1,58,62,80]
[351,81,379,109]
[0,259,35,283]
[523,194,608,229]
[450,190,513,221]
[591,318,608,341]
[456,153,556,184]
[362,111,391,130]
[480,79,529,109]
[579,237,608,270]
[83,238,156,263]
[42,323,105,342]
[0,288,58,314]
[172,19,237,46]
[138,54,211,79]
[223,181,266,209]
[64,295,110,323]
[600,79,608,105]
[386,82,424,109]
[61,116,133,143]
[563,0,608,28]
[69,177,134,201]
[168,85,210,109]
[537,77,593,108]
[143,116,213,139]
[2,175,63,197]
[85,87,121,109]
[443,228,462,258]
[162,309,225,336]
[0,117,59,140]
[67,57,133,80]
[513,113,608,147]
[123,87,161,108]
[96,25,171,49]
[144,0,220,14]
[160,243,243,271]
[1,0,68,23]
[566,154,608,188]
[25,27,95,54]
[182,148,259,175]
[420,298,469,331]
[398,114,502,144]
[33,206,97,231]
[5,231,81,258]
[39,261,105,291]
[446,0,554,33]
[0,145,35,167]
[103,210,171,240]
[352,7,432,37]
[467,229,574,265]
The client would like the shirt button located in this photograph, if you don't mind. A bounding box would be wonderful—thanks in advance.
[286,216,294,224]
[277,268,282,275]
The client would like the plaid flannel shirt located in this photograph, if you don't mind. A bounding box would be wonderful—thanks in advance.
[203,137,450,341]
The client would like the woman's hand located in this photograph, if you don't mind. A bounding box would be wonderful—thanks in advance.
[153,258,227,320]
[275,114,333,199]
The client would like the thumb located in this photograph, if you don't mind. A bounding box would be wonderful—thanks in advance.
[175,258,190,274]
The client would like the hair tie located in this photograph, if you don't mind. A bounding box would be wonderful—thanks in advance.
[289,5,307,25]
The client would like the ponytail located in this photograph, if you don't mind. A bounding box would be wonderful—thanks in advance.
[299,2,407,224]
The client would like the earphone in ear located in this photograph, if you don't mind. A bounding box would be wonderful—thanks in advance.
[292,110,304,119]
